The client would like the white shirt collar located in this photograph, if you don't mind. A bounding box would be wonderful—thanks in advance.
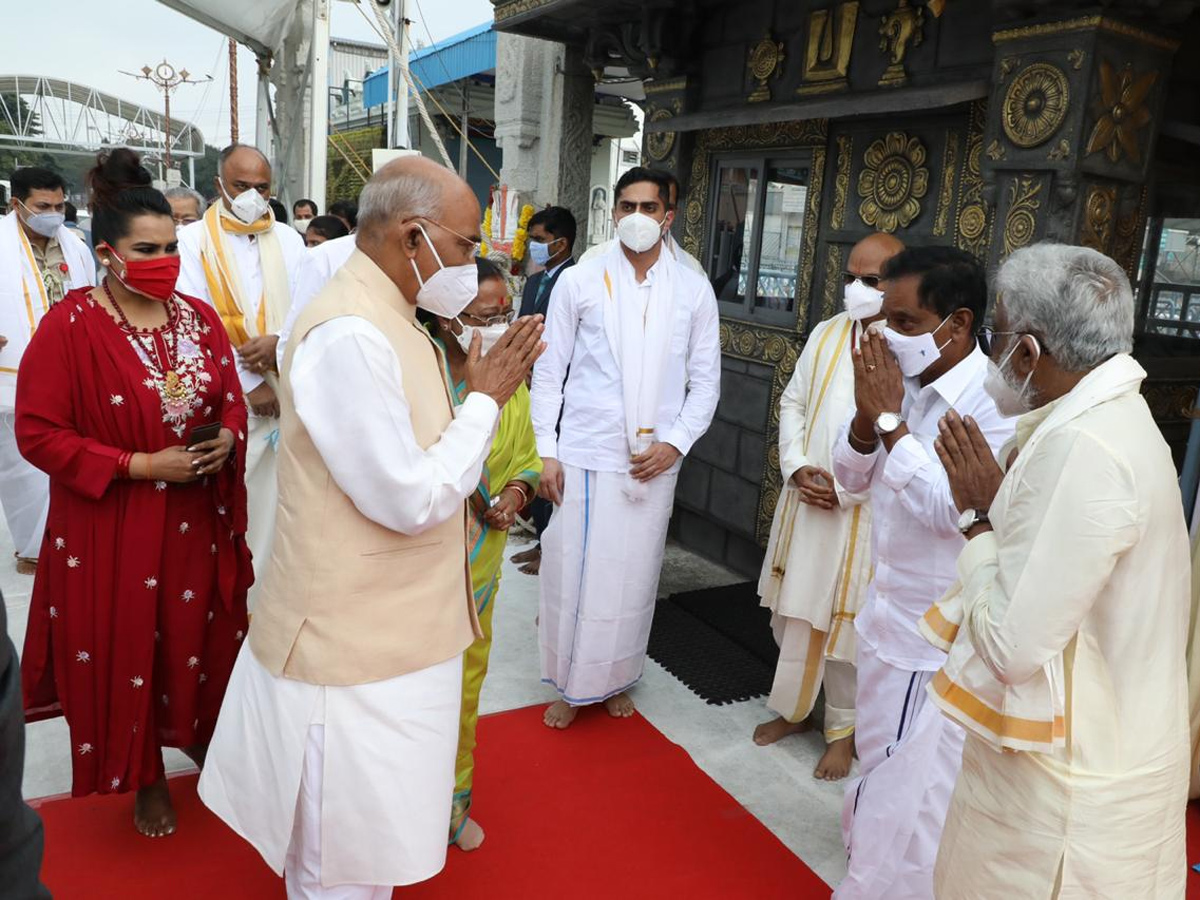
[911,342,987,406]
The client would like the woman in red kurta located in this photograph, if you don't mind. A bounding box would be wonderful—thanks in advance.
[16,148,252,837]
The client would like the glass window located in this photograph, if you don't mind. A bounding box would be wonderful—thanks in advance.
[754,164,808,313]
[708,161,758,304]
[1142,218,1200,339]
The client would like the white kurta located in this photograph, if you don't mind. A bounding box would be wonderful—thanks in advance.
[200,315,499,889]
[932,359,1191,899]
[579,233,706,276]
[177,218,305,600]
[757,312,873,732]
[0,215,96,559]
[829,345,1013,900]
[532,249,720,704]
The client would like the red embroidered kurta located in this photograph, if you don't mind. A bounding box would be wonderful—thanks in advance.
[16,287,253,797]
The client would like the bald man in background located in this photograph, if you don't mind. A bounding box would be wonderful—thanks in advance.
[754,234,903,783]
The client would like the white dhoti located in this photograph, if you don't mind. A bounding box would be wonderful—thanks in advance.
[539,464,677,705]
[243,415,279,607]
[0,412,48,560]
[834,639,963,900]
[199,643,463,893]
[767,614,856,740]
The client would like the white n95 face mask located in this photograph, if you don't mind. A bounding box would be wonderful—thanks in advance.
[843,277,884,321]
[292,218,311,234]
[410,223,478,319]
[983,335,1040,417]
[220,179,272,225]
[17,200,64,238]
[455,321,508,357]
[616,212,665,253]
[883,316,952,378]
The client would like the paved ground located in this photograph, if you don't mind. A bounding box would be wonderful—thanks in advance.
[4,518,850,886]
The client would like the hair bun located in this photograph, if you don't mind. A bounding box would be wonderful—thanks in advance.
[87,147,152,210]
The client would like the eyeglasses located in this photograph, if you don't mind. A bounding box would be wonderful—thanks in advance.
[842,272,881,289]
[417,217,481,257]
[460,309,515,328]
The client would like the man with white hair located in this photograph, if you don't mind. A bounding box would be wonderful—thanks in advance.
[163,186,206,228]
[200,156,546,898]
[926,242,1190,898]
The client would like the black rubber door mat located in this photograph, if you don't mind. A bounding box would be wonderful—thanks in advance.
[647,581,779,705]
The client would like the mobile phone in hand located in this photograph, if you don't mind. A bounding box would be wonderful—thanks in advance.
[187,422,222,447]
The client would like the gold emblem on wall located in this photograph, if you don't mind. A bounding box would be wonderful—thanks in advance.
[1086,60,1157,164]
[798,1,859,96]
[933,132,959,237]
[1047,139,1071,161]
[645,104,680,162]
[878,0,925,88]
[1002,174,1043,256]
[747,32,786,103]
[1081,184,1117,253]
[955,100,992,260]
[1002,62,1070,148]
[831,135,854,229]
[858,132,929,232]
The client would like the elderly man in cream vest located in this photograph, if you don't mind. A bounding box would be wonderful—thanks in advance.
[200,156,545,900]
[754,233,902,781]
[927,243,1191,898]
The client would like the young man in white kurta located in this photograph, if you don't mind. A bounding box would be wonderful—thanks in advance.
[754,233,902,781]
[829,247,1013,900]
[201,158,544,899]
[0,170,96,567]
[926,244,1191,899]
[176,146,304,604]
[532,170,720,727]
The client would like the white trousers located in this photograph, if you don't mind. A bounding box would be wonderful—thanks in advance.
[243,415,279,608]
[834,639,963,900]
[0,412,48,560]
[766,614,857,741]
[284,725,392,900]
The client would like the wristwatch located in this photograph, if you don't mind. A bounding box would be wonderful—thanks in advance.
[958,508,990,535]
[874,412,903,436]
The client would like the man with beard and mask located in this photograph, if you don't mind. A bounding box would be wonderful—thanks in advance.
[753,233,903,784]
[200,156,546,898]
[830,245,1013,900]
[177,144,305,606]
[532,167,720,729]
[923,243,1190,899]
[0,167,95,574]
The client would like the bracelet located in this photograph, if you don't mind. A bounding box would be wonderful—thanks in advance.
[116,451,130,479]
[848,428,877,453]
[502,482,530,507]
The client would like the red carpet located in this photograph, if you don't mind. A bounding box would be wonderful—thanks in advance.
[35,704,831,899]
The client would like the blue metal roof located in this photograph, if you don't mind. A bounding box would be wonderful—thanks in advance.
[363,21,495,108]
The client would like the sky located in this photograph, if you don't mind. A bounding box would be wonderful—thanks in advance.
[6,0,494,149]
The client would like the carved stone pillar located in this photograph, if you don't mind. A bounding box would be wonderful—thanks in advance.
[980,16,1178,278]
[494,34,594,241]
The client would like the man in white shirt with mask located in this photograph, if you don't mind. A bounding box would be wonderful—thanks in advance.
[830,246,1013,900]
[177,144,305,604]
[753,232,902,784]
[532,167,720,728]
[579,170,705,275]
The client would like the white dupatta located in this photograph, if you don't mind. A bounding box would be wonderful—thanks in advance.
[601,241,677,502]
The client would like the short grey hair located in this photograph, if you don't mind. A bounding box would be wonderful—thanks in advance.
[357,172,441,235]
[996,242,1134,372]
[163,186,206,213]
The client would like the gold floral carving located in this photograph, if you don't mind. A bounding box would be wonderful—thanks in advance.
[955,101,993,260]
[999,56,1020,80]
[857,132,929,232]
[748,32,786,103]
[646,104,680,162]
[878,0,925,87]
[986,139,1006,161]
[1112,185,1148,279]
[1086,60,1157,165]
[1002,174,1043,256]
[1068,49,1086,71]
[798,2,859,96]
[1003,62,1070,148]
[831,135,853,229]
[823,244,845,319]
[1080,184,1117,253]
[933,132,959,237]
[1047,139,1071,161]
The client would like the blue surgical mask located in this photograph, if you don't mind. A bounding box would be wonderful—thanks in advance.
[529,240,554,267]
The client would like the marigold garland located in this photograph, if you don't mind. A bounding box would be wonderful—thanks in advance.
[480,206,493,258]
[511,204,535,263]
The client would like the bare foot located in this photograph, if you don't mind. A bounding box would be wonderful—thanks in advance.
[518,549,541,576]
[454,818,486,852]
[181,743,207,770]
[543,700,578,729]
[603,692,635,718]
[134,777,177,838]
[510,546,539,565]
[752,716,811,746]
[15,557,36,576]
[814,734,855,781]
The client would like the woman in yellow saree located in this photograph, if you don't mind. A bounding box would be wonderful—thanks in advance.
[423,257,541,851]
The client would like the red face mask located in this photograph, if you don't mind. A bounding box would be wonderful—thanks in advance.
[101,246,180,303]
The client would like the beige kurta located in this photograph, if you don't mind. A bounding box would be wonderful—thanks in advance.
[932,358,1191,899]
[758,312,873,664]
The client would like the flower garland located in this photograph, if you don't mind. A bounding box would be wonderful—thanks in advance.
[480,205,493,258]
[510,204,534,263]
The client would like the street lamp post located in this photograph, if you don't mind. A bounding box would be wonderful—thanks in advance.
[123,60,211,171]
